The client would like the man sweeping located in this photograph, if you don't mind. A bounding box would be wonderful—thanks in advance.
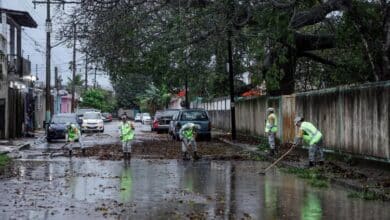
[179,123,200,160]
[66,123,84,156]
[294,116,324,167]
[265,107,278,156]
[119,115,135,159]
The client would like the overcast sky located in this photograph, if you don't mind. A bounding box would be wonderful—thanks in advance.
[2,0,112,90]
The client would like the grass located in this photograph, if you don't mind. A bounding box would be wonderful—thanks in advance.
[0,154,11,168]
[348,191,382,201]
[281,167,329,188]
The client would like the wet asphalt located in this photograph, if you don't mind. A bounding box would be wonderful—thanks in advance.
[0,121,389,220]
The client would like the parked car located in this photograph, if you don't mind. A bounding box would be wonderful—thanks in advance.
[153,109,180,133]
[134,113,142,122]
[76,108,99,120]
[169,109,211,141]
[102,112,113,122]
[47,113,81,142]
[81,112,104,132]
[141,113,152,124]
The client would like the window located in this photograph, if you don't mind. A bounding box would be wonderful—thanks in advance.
[181,111,208,121]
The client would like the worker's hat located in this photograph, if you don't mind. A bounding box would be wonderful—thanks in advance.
[294,116,304,125]
[266,107,275,113]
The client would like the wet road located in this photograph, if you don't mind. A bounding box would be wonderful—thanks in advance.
[0,121,389,219]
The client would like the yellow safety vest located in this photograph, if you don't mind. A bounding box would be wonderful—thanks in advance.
[265,113,278,133]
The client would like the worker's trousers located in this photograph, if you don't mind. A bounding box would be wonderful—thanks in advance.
[308,139,324,162]
[182,138,197,153]
[268,132,276,149]
[122,141,132,153]
[66,133,84,151]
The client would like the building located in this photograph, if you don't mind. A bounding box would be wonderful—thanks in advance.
[0,8,37,139]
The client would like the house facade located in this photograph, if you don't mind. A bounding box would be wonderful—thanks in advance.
[0,8,37,139]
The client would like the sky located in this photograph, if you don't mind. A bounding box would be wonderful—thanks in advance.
[2,0,112,90]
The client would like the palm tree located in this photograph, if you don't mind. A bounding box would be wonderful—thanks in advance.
[67,74,85,93]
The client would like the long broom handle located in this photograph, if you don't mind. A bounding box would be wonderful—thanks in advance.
[262,144,296,173]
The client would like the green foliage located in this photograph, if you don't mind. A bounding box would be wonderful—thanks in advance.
[66,74,85,93]
[81,88,116,112]
[348,190,381,201]
[0,154,11,168]
[138,84,171,113]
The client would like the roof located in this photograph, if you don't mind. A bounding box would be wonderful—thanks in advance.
[1,8,37,28]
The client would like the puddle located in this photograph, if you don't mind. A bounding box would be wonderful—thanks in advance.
[0,158,388,219]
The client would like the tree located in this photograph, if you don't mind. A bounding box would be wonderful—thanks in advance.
[81,88,116,113]
[66,74,84,94]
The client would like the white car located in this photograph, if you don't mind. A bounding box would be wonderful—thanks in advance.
[81,112,104,132]
[141,113,152,124]
[134,113,142,122]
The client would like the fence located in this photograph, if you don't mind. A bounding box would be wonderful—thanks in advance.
[200,81,390,161]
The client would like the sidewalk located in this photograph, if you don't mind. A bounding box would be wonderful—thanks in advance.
[216,131,390,201]
[0,130,45,156]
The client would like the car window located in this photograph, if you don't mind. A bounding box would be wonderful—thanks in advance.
[180,111,208,121]
[84,112,101,119]
[52,115,77,124]
[163,110,179,117]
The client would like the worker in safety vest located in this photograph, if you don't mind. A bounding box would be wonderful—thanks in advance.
[179,123,200,160]
[66,123,84,156]
[265,107,278,156]
[119,115,135,159]
[294,116,324,167]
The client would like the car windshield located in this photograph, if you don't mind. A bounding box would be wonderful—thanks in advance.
[142,113,150,117]
[135,113,141,117]
[162,110,179,117]
[181,111,208,121]
[52,115,77,124]
[84,112,101,119]
[77,109,97,115]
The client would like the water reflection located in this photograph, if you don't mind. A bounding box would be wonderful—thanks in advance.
[120,163,133,203]
[2,159,389,220]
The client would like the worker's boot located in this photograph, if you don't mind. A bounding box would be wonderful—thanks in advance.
[193,151,200,161]
[69,150,72,157]
[269,149,275,157]
[82,148,86,156]
[182,152,189,160]
[307,161,315,168]
[128,152,131,160]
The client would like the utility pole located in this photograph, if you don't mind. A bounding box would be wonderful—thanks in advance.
[84,54,88,90]
[185,73,189,109]
[94,65,97,89]
[35,64,38,80]
[33,0,81,122]
[45,0,51,125]
[228,33,236,141]
[71,22,76,112]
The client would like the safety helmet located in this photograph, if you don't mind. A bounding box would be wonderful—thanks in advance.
[294,116,304,125]
[266,107,275,114]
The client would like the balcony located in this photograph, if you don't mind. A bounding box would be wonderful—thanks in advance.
[7,55,31,77]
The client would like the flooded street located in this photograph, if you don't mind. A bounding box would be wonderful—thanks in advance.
[0,121,389,219]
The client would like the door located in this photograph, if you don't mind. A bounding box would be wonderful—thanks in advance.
[0,99,5,139]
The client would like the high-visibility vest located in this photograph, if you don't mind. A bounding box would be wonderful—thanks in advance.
[120,122,134,141]
[300,122,322,145]
[265,113,278,133]
[182,128,194,140]
[68,126,78,141]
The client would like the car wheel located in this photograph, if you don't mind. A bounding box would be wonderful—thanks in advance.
[47,138,52,143]
[157,129,161,134]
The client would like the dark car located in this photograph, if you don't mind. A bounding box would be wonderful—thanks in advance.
[102,112,113,122]
[47,113,82,142]
[169,109,211,141]
[153,109,180,133]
